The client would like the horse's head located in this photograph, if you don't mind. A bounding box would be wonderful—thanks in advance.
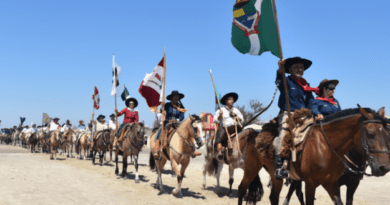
[357,105,390,176]
[189,114,204,149]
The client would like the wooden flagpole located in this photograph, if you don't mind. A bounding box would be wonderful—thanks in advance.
[209,70,233,149]
[91,99,95,140]
[160,48,167,151]
[272,0,296,162]
[114,54,119,132]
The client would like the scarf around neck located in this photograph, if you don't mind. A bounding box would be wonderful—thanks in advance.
[171,102,188,113]
[293,77,320,95]
[315,96,337,105]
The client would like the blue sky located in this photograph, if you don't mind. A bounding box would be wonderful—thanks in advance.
[1,0,389,128]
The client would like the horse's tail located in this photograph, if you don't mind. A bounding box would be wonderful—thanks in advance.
[149,151,156,170]
[205,156,219,176]
[246,174,264,204]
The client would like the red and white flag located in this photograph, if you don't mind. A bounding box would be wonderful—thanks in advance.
[92,86,100,110]
[139,53,165,113]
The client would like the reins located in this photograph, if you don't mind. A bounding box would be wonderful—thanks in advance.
[169,120,201,157]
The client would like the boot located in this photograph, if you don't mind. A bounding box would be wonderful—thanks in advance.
[153,140,160,159]
[192,151,202,158]
[274,155,289,180]
[216,143,224,160]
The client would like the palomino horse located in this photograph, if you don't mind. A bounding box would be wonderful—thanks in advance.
[91,129,112,165]
[28,132,39,153]
[49,130,71,160]
[114,122,145,182]
[237,107,390,205]
[12,130,21,146]
[149,115,204,197]
[75,131,91,160]
[283,124,390,205]
[202,128,259,197]
[61,129,76,158]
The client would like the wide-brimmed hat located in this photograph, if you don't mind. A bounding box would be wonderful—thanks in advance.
[221,92,239,105]
[318,79,339,95]
[234,0,250,8]
[53,118,59,121]
[109,114,115,118]
[167,90,184,101]
[284,57,312,74]
[79,120,84,124]
[97,115,105,120]
[125,97,138,108]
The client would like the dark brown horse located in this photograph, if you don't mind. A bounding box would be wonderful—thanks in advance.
[91,129,112,165]
[114,122,145,182]
[283,123,390,205]
[28,132,39,153]
[237,106,390,205]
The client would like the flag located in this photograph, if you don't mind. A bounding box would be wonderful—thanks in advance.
[42,113,52,124]
[121,85,130,101]
[139,54,164,113]
[20,117,26,125]
[92,86,100,110]
[215,85,222,111]
[231,0,280,57]
[111,54,121,96]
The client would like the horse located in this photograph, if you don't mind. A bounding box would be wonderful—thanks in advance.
[202,127,259,197]
[91,129,112,165]
[75,131,91,160]
[149,115,204,197]
[12,130,21,146]
[49,130,71,160]
[28,132,39,153]
[107,129,117,162]
[114,122,145,182]
[283,124,390,205]
[20,132,28,148]
[61,129,76,158]
[237,106,390,205]
[39,132,49,153]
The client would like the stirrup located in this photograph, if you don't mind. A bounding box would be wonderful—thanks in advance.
[275,168,289,180]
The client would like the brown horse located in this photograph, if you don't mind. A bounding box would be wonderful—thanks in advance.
[114,122,145,182]
[28,132,39,153]
[61,129,75,158]
[39,132,48,153]
[49,130,62,160]
[107,130,116,162]
[149,115,204,197]
[202,128,260,197]
[75,131,91,160]
[237,106,390,205]
[91,129,112,165]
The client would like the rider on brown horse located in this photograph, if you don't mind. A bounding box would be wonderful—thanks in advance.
[114,96,139,145]
[153,90,202,159]
[214,92,244,160]
[310,79,341,120]
[274,57,317,179]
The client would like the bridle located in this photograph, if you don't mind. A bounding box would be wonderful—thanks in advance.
[320,119,390,176]
[169,119,202,156]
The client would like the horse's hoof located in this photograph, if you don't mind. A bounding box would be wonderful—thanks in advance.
[135,179,140,183]
[172,189,178,195]
[130,162,134,165]
[201,184,206,190]
[228,192,233,198]
[115,170,119,175]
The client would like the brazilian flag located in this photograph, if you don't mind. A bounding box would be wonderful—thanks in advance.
[232,0,280,57]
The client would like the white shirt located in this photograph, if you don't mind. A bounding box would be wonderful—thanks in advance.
[22,128,27,133]
[50,122,59,131]
[94,121,108,132]
[108,120,116,130]
[156,113,163,125]
[29,127,38,133]
[214,106,244,127]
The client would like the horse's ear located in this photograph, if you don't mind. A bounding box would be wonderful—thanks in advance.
[189,114,195,121]
[378,107,385,118]
[358,104,371,119]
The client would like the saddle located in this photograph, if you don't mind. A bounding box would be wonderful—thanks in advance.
[290,117,314,147]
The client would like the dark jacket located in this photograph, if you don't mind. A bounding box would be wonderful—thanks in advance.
[310,98,341,116]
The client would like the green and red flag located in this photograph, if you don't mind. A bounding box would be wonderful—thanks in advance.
[231,0,280,57]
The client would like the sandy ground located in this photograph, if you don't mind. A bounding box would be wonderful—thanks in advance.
[0,144,389,205]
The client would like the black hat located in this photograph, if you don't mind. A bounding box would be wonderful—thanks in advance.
[53,118,59,121]
[79,120,84,124]
[97,115,105,120]
[284,57,312,74]
[125,97,138,108]
[221,92,239,105]
[109,114,115,118]
[167,90,184,101]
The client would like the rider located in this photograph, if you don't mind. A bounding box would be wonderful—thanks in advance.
[214,92,244,160]
[153,90,202,158]
[91,115,109,147]
[310,79,341,119]
[114,96,139,143]
[47,118,60,140]
[108,114,117,130]
[274,57,317,180]
[62,120,72,132]
[77,120,86,132]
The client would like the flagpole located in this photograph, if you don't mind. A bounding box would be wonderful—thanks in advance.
[160,48,167,152]
[209,70,233,149]
[272,0,296,161]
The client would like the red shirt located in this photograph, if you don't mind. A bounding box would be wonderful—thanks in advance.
[118,108,139,124]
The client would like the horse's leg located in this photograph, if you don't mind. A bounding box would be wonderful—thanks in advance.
[50,146,54,160]
[122,154,128,178]
[237,151,262,205]
[156,158,167,193]
[99,151,103,166]
[134,154,140,183]
[228,164,234,197]
[172,160,189,198]
[295,181,305,205]
[109,147,113,162]
[283,181,301,205]
[305,182,318,205]
[115,150,119,175]
[345,179,360,205]
[92,149,97,165]
[323,181,343,205]
[215,161,224,194]
[201,157,208,190]
[130,155,134,165]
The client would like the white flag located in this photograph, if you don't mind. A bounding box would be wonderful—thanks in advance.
[42,113,52,124]
[111,54,121,96]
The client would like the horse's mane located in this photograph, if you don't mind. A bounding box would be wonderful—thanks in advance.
[321,107,381,124]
